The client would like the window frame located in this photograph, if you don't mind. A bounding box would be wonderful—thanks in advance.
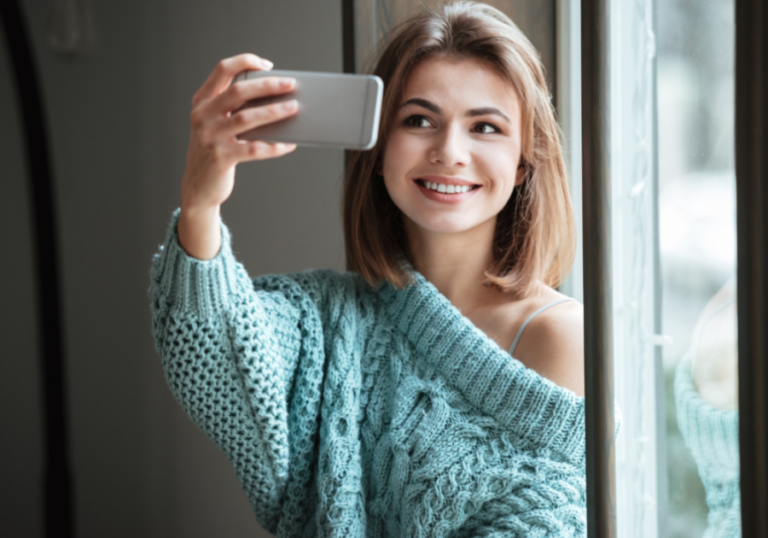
[735,0,768,534]
[576,0,768,535]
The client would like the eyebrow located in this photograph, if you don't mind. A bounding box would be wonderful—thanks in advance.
[399,98,510,122]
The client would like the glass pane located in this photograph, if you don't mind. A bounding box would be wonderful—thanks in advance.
[657,1,739,537]
[609,0,665,535]
[610,0,738,536]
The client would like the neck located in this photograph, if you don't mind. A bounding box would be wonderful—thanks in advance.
[406,217,499,311]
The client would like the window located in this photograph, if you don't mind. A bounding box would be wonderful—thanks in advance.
[561,0,746,535]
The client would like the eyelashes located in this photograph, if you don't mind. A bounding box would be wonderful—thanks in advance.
[402,114,501,134]
[472,122,500,134]
[403,114,432,128]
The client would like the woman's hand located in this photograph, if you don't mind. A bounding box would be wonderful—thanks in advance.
[178,53,298,259]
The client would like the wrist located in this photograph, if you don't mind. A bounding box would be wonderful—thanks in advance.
[178,205,222,260]
[180,203,220,223]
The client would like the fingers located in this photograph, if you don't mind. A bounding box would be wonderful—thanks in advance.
[233,140,297,162]
[218,99,299,139]
[193,53,273,105]
[208,76,296,117]
[186,54,297,172]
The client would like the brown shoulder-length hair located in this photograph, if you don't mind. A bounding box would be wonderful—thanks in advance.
[343,1,576,298]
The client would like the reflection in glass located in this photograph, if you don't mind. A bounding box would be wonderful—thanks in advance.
[674,280,739,538]
[657,0,739,536]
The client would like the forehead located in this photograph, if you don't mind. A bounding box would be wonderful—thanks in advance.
[400,55,520,112]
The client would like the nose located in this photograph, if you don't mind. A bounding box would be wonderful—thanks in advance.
[428,123,470,168]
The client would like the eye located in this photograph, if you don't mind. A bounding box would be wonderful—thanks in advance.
[404,115,432,128]
[472,122,500,134]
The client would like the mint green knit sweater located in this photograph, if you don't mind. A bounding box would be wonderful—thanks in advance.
[150,212,588,537]
[675,355,741,538]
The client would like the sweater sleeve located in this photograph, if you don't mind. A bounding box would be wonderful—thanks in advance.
[149,210,326,534]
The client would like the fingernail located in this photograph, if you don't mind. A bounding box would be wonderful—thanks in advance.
[279,78,296,89]
[261,59,273,69]
[282,99,297,111]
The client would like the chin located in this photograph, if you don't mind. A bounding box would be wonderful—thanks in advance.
[407,211,488,236]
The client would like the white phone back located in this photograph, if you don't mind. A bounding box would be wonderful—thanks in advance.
[234,70,383,150]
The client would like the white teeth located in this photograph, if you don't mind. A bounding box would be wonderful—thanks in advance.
[422,180,473,193]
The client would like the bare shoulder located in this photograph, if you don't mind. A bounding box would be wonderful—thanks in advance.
[511,290,585,397]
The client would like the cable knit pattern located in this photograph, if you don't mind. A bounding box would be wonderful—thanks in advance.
[150,210,589,537]
[675,355,741,538]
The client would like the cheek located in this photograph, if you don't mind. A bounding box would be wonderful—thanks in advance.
[477,146,521,195]
[380,134,408,206]
[382,131,418,175]
[381,131,425,203]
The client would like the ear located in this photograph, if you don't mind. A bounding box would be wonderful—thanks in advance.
[515,161,527,186]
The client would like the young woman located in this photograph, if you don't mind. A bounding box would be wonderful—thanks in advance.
[151,2,586,536]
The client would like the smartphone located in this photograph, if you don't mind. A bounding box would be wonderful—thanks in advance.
[233,69,383,150]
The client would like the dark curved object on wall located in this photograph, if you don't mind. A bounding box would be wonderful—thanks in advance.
[0,2,74,537]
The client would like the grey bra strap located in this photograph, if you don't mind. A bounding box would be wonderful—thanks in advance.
[508,297,576,356]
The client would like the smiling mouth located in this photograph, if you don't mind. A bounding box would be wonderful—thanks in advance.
[414,179,481,194]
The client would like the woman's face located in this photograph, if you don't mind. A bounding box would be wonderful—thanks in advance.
[382,55,526,238]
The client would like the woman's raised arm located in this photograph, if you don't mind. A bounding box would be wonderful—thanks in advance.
[178,53,298,259]
[149,55,332,533]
